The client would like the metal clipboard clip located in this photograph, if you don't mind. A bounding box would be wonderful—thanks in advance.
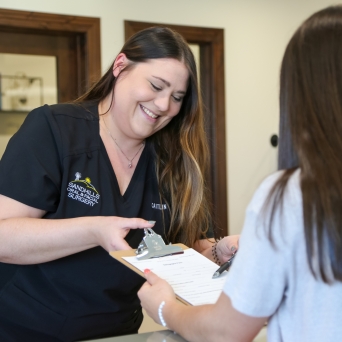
[135,228,184,260]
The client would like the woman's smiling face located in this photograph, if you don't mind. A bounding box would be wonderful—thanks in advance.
[111,54,189,140]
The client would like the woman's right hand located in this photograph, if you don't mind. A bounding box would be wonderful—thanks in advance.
[0,194,155,263]
[93,217,155,252]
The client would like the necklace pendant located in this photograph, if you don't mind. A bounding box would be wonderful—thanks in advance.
[128,163,132,168]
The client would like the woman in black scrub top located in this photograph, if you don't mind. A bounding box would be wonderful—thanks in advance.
[0,27,238,342]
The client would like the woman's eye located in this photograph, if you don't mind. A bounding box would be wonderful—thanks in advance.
[150,83,162,91]
[172,96,182,103]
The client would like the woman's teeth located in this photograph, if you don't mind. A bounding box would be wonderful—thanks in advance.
[141,105,158,119]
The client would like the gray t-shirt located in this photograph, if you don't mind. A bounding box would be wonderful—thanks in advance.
[224,169,342,342]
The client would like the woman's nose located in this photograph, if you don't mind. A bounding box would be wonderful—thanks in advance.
[154,95,170,112]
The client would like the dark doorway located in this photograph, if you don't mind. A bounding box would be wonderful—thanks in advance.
[125,21,228,236]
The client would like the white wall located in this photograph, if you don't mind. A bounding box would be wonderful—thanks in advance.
[0,0,336,234]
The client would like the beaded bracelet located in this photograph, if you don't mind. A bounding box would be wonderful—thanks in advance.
[212,239,221,265]
[158,301,167,327]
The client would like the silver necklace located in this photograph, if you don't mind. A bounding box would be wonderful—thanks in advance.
[102,116,145,168]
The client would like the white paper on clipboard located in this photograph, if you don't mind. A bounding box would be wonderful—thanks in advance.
[122,248,228,306]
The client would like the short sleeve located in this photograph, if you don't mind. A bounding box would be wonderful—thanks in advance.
[0,105,62,212]
[223,171,294,317]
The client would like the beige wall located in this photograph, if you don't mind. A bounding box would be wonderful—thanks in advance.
[0,0,336,235]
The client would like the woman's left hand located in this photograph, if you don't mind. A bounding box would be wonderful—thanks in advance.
[216,235,240,264]
[138,270,176,325]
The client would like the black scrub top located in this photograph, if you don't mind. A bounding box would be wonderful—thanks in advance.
[0,103,171,341]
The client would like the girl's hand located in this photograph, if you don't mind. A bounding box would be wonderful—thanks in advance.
[138,270,176,325]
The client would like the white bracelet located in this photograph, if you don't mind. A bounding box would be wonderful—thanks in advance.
[158,301,167,327]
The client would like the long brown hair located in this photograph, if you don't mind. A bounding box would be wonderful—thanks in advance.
[77,27,212,247]
[269,5,342,282]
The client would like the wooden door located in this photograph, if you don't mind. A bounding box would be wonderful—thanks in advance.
[0,9,101,103]
[0,9,101,157]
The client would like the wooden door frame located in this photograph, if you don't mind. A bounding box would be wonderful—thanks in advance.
[0,8,101,92]
[125,21,228,236]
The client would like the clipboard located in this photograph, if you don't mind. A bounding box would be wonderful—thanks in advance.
[110,243,189,306]
[110,243,228,307]
[110,228,227,306]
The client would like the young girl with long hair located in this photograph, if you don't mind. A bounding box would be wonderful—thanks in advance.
[139,6,342,342]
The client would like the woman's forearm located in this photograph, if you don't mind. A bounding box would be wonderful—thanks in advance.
[0,194,155,264]
[0,216,98,264]
[0,215,155,265]
[194,238,216,261]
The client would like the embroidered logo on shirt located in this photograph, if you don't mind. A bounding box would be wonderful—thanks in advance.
[152,203,167,210]
[67,172,100,207]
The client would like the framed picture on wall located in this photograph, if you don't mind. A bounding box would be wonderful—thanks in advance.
[0,53,58,136]
[0,74,43,112]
